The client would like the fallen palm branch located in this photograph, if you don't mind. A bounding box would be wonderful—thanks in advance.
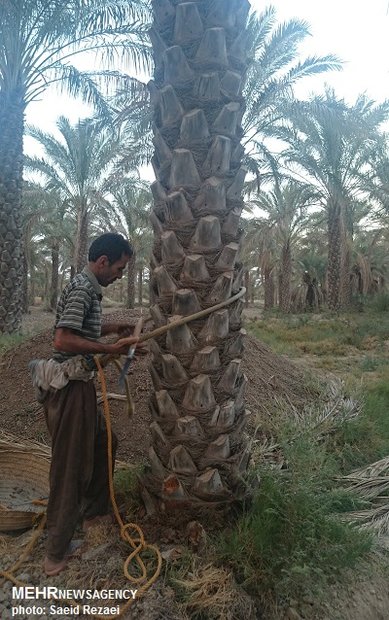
[288,379,361,436]
[96,391,127,404]
[339,456,389,503]
[0,430,130,469]
[343,455,389,481]
[251,379,361,467]
[340,504,389,549]
[0,430,50,459]
[338,456,389,548]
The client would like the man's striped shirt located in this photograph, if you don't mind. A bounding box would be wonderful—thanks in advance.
[53,266,102,362]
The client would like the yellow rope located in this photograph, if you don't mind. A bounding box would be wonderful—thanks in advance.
[93,355,162,619]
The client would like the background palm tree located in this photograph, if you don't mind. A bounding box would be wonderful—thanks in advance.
[365,137,389,215]
[242,216,277,309]
[107,182,153,308]
[246,180,313,312]
[241,6,341,185]
[22,181,77,308]
[0,0,150,333]
[26,116,125,272]
[293,212,328,310]
[275,90,389,310]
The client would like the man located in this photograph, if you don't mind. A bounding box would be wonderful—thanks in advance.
[33,233,141,577]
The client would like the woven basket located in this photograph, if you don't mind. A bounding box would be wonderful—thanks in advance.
[0,449,50,531]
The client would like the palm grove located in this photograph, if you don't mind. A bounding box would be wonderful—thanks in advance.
[1,1,389,501]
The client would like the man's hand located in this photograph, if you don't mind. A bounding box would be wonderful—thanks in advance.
[110,335,140,356]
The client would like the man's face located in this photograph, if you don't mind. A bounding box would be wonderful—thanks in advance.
[96,253,129,287]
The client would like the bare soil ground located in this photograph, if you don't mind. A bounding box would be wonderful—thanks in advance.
[0,307,312,464]
[0,307,388,620]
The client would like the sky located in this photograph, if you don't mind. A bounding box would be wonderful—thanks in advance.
[252,0,389,104]
[24,0,389,158]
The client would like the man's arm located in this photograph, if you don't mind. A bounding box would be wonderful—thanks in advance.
[54,328,139,356]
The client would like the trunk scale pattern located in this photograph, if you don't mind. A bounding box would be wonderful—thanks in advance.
[143,0,252,509]
[0,90,24,333]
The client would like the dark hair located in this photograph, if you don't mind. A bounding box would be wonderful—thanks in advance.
[88,233,132,264]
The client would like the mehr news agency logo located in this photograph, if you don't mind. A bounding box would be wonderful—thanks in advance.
[11,586,138,616]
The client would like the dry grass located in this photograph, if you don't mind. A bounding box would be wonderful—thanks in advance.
[0,430,51,458]
[174,562,257,620]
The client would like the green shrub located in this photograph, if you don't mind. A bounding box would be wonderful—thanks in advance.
[216,438,372,606]
[341,382,389,468]
[0,333,26,355]
[113,464,144,516]
[369,292,389,312]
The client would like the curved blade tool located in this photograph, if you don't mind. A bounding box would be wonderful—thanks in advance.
[118,315,144,388]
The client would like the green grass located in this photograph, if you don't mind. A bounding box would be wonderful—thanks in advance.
[246,311,389,359]
[0,332,27,355]
[247,310,389,472]
[113,464,144,516]
[332,371,389,470]
[368,291,389,312]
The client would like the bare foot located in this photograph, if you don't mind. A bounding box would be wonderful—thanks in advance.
[44,556,68,577]
[44,540,85,576]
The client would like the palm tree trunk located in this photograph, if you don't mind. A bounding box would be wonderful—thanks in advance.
[0,90,25,333]
[340,226,352,309]
[244,269,250,307]
[279,240,292,313]
[327,203,341,311]
[50,241,60,311]
[127,252,136,309]
[59,269,65,295]
[264,266,275,310]
[44,262,50,309]
[138,267,143,305]
[22,249,29,314]
[30,267,36,306]
[144,0,251,510]
[75,208,89,273]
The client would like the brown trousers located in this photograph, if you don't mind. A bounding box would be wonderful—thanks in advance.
[43,380,117,562]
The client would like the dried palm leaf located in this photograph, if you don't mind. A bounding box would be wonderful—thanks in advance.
[0,430,50,459]
[343,456,389,480]
[340,457,389,548]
